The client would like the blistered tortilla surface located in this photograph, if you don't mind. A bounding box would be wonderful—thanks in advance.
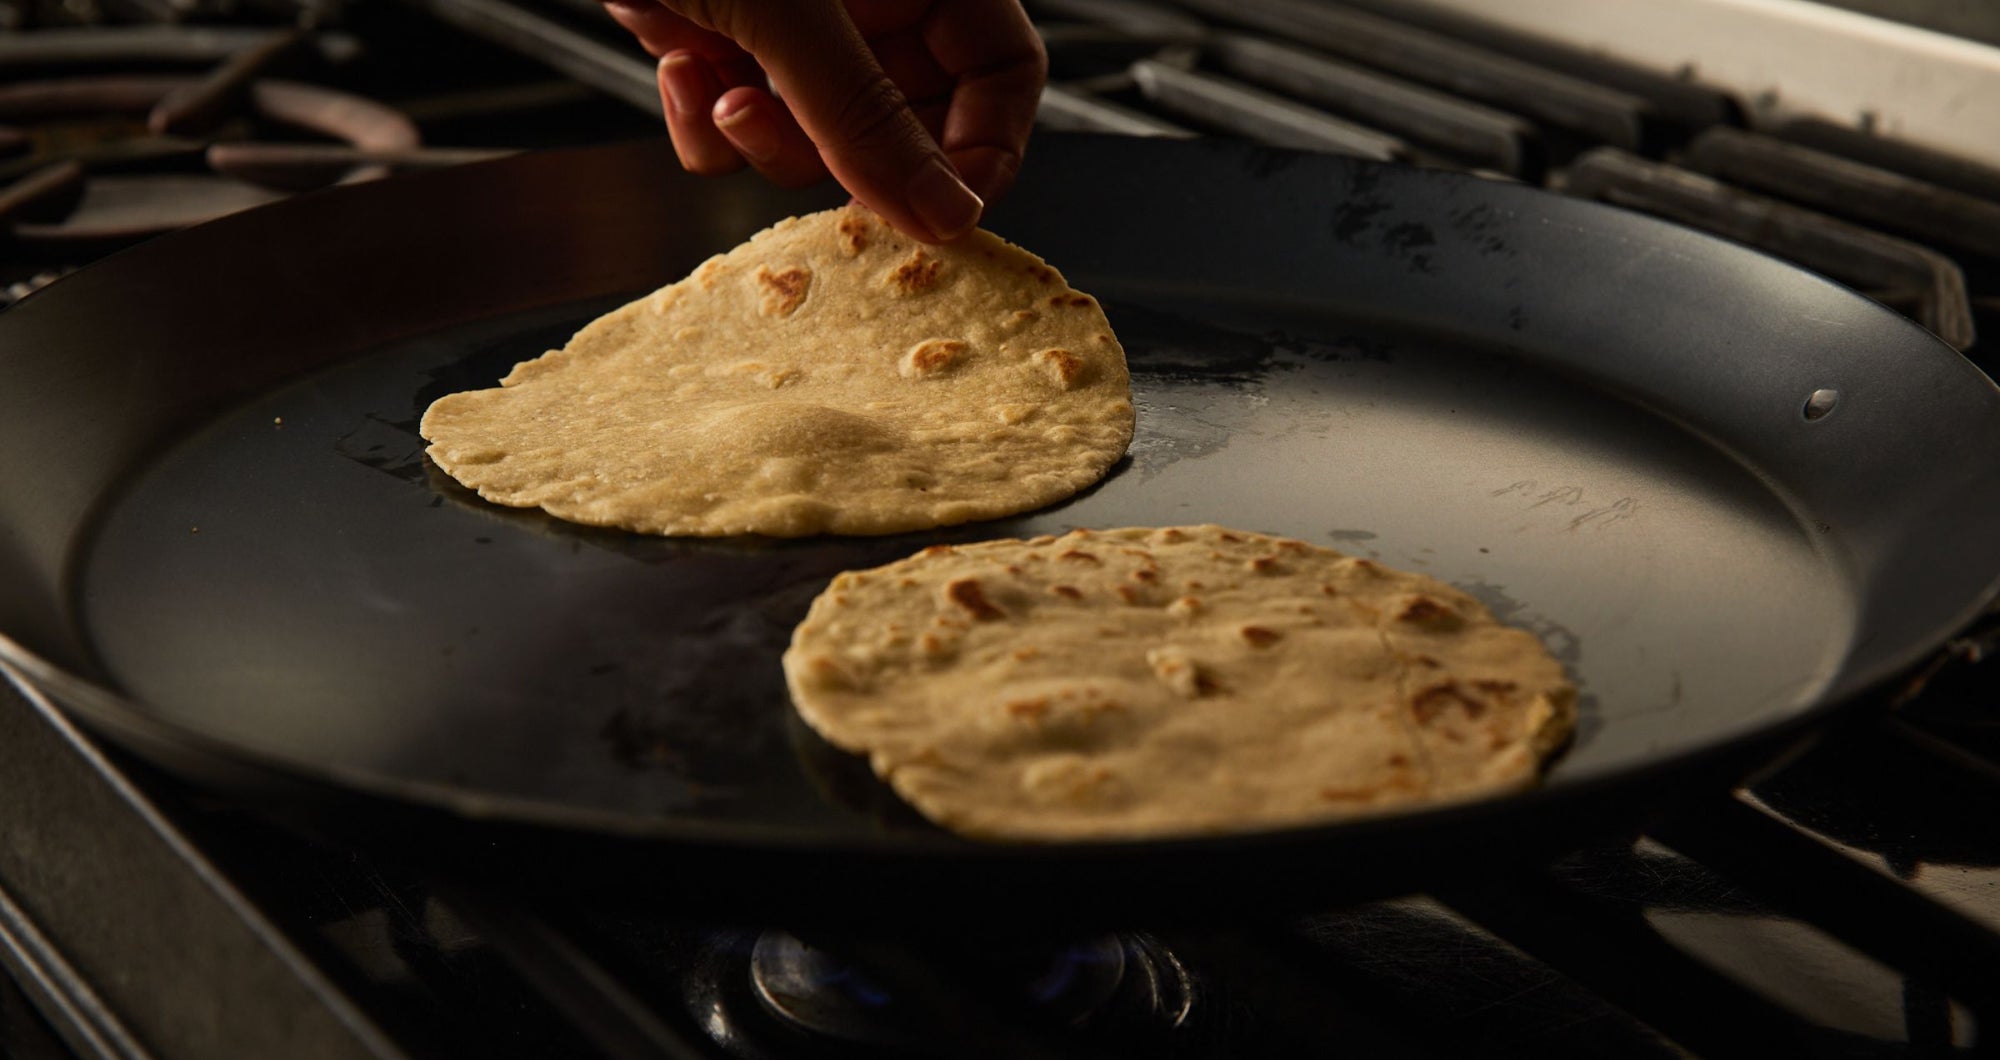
[420,205,1134,536]
[783,526,1576,841]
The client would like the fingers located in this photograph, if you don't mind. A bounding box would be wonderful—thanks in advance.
[616,0,1045,240]
[718,2,983,242]
[602,0,739,62]
[658,51,829,187]
[947,144,1022,205]
[923,0,1048,204]
[657,53,741,174]
[713,86,828,187]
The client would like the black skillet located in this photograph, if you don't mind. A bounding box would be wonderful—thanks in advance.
[3,134,1998,923]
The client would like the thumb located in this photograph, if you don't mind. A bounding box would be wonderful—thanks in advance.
[722,4,984,242]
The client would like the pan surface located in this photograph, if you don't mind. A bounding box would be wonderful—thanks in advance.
[4,135,1998,913]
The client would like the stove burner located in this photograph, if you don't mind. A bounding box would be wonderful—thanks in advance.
[705,930,1195,1056]
[751,931,1125,1049]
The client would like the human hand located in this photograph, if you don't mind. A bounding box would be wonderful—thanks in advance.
[601,0,1046,244]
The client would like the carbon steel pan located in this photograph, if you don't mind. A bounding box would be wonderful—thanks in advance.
[3,135,1998,916]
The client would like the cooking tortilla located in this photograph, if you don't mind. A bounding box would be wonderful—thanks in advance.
[782,526,1576,841]
[418,205,1134,537]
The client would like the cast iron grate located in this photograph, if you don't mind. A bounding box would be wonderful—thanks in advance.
[1028,0,1998,362]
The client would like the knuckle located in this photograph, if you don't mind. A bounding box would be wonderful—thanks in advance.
[663,0,768,55]
[832,75,921,152]
[686,155,742,176]
[679,150,741,176]
[1023,35,1050,84]
[664,0,722,28]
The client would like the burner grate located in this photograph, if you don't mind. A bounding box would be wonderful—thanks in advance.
[1025,0,1999,358]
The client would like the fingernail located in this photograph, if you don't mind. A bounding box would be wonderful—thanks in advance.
[659,54,705,116]
[714,101,779,164]
[908,159,982,241]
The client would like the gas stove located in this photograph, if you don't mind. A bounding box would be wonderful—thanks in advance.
[0,0,657,304]
[4,1,2000,1057]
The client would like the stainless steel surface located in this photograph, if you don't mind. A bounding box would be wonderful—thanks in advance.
[0,669,405,1060]
[1379,0,2000,166]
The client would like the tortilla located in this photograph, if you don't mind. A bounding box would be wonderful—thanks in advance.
[782,526,1575,841]
[418,205,1134,537]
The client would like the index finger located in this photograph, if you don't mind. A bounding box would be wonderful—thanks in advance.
[922,0,1048,203]
[718,1,979,242]
[600,0,744,63]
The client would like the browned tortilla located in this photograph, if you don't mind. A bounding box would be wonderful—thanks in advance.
[783,526,1577,841]
[419,205,1134,537]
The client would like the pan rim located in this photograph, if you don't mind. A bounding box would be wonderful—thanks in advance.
[4,133,1999,862]
[0,627,1890,858]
